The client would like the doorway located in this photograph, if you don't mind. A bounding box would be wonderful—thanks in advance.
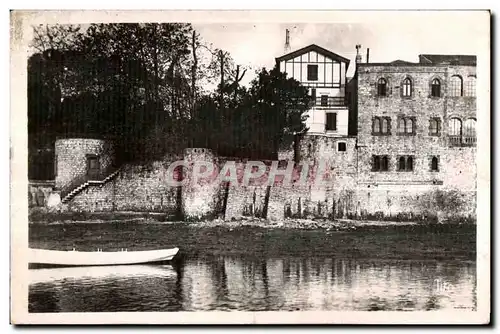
[86,154,100,179]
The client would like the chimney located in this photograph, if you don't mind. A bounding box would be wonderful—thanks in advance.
[366,48,370,63]
[355,44,362,64]
[284,29,291,53]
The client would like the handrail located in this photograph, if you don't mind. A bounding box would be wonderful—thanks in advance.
[312,96,346,107]
[448,135,476,147]
[59,165,120,200]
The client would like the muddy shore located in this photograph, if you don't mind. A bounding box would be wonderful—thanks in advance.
[28,211,476,261]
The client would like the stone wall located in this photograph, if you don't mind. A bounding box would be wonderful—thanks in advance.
[355,184,476,220]
[356,64,476,184]
[45,132,475,221]
[113,159,181,213]
[69,155,182,215]
[181,148,221,220]
[68,181,115,212]
[353,63,477,219]
[224,185,269,221]
[28,181,55,207]
[55,138,115,190]
[266,135,359,221]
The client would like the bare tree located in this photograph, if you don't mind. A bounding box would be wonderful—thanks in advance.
[30,24,82,53]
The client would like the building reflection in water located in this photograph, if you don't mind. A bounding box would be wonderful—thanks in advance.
[29,257,476,312]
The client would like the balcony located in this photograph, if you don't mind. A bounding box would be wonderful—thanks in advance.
[311,96,346,108]
[448,135,476,147]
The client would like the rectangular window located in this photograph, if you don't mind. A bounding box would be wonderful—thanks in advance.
[381,156,389,171]
[338,142,346,152]
[86,155,100,179]
[430,156,439,172]
[465,77,476,97]
[429,118,440,136]
[54,154,58,177]
[307,64,318,81]
[320,95,328,107]
[372,156,380,171]
[449,76,463,97]
[326,113,337,131]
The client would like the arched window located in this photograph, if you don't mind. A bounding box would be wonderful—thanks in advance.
[373,117,381,133]
[398,117,415,135]
[381,156,389,171]
[405,118,414,134]
[377,78,388,96]
[449,75,463,97]
[431,156,439,171]
[381,118,388,134]
[373,156,380,171]
[465,75,476,97]
[429,118,439,135]
[406,156,413,171]
[402,77,412,97]
[398,157,406,171]
[398,118,406,132]
[449,118,462,136]
[464,118,476,137]
[397,156,415,172]
[431,78,441,97]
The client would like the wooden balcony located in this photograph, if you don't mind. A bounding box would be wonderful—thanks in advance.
[448,135,476,147]
[312,96,346,108]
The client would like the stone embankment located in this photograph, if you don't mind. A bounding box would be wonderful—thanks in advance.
[28,208,475,230]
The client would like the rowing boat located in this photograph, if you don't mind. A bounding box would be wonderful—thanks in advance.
[28,247,180,268]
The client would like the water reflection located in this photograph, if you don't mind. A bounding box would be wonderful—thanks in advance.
[29,257,476,312]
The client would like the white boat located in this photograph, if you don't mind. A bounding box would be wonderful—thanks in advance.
[29,247,180,267]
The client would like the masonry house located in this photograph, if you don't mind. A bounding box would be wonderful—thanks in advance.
[354,51,477,216]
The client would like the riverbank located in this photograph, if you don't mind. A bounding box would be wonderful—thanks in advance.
[28,208,475,229]
[29,217,476,261]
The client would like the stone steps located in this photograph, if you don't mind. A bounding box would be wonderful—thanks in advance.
[61,169,121,203]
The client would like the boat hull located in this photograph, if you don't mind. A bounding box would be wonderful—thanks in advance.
[28,247,180,268]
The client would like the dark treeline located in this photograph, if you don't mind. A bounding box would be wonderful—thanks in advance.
[28,23,311,178]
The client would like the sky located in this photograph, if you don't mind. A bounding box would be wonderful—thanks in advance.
[193,15,488,86]
[24,11,489,88]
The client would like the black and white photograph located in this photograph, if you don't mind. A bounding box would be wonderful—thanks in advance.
[10,10,490,324]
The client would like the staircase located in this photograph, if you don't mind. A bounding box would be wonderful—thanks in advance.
[61,168,121,204]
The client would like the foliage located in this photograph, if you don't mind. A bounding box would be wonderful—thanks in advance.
[28,23,311,171]
[188,66,311,158]
[415,189,468,218]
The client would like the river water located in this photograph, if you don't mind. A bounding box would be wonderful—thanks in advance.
[29,255,476,312]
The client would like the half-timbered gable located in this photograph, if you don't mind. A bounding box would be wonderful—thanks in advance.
[276,44,351,136]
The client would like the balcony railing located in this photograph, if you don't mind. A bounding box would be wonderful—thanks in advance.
[312,96,346,108]
[448,135,476,147]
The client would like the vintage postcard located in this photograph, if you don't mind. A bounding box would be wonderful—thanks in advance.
[10,10,490,324]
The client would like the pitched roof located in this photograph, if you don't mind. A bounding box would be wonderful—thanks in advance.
[390,60,417,65]
[275,44,350,68]
[419,54,477,66]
